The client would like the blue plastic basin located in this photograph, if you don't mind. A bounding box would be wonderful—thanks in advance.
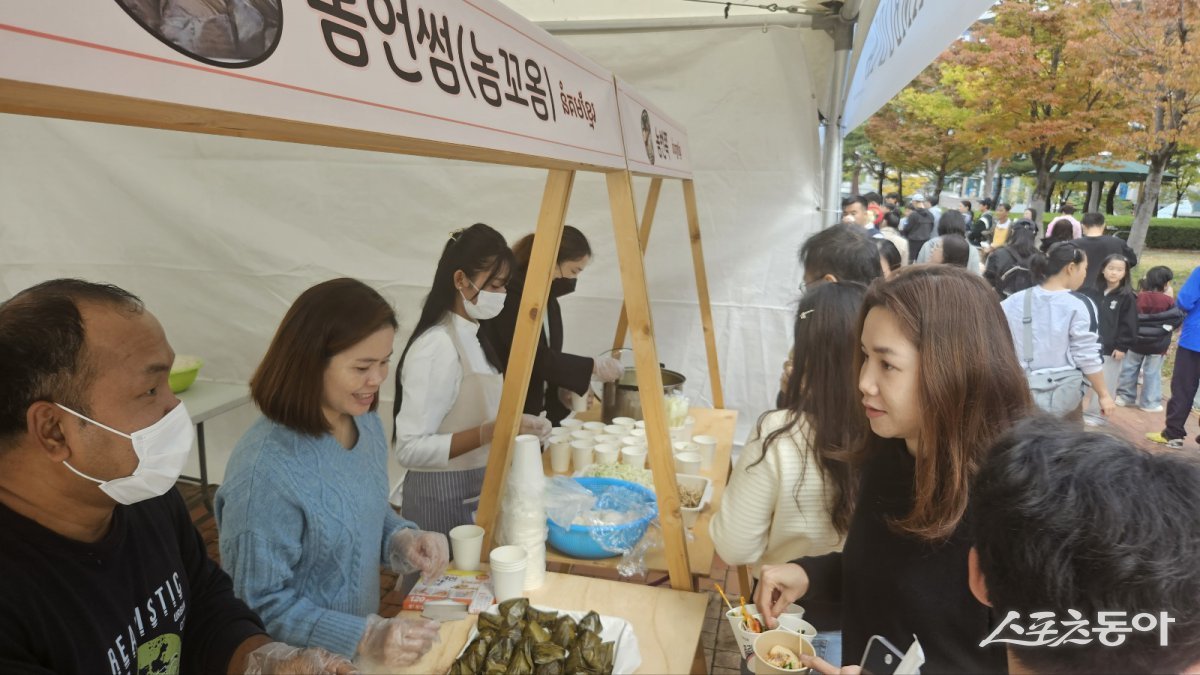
[546,477,658,559]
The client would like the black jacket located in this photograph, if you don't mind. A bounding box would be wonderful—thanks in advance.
[1083,286,1138,355]
[480,269,593,424]
[1072,235,1139,292]
[902,208,935,241]
[1134,306,1185,355]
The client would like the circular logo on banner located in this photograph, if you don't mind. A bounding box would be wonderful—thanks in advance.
[113,0,282,68]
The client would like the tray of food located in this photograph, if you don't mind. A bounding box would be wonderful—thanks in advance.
[447,597,640,674]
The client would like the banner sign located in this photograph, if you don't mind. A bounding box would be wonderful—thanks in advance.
[615,76,692,179]
[0,1,628,169]
[841,0,994,133]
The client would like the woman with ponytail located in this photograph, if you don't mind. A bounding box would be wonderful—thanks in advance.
[999,241,1113,421]
[391,223,550,534]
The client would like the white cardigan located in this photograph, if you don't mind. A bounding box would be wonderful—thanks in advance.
[709,410,844,575]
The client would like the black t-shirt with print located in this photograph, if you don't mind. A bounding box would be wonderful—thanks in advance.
[0,489,265,674]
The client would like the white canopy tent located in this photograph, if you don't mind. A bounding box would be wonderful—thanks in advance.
[0,0,991,485]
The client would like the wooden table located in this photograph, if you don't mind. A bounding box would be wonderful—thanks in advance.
[542,407,737,579]
[392,571,708,674]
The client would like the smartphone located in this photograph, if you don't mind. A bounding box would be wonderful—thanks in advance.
[860,635,906,675]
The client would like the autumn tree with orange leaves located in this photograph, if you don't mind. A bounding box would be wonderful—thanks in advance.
[948,0,1129,214]
[1096,0,1200,254]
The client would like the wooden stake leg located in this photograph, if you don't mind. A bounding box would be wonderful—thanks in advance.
[682,179,725,409]
[606,170,693,591]
[611,177,662,351]
[475,169,574,556]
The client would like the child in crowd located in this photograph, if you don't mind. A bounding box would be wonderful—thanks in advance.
[1116,266,1183,412]
[712,282,868,666]
[1081,254,1137,424]
[1148,266,1200,449]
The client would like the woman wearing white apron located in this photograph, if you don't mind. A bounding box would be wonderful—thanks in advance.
[392,223,551,535]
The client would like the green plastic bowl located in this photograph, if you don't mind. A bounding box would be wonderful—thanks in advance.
[169,355,204,394]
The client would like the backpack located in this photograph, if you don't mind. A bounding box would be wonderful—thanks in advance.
[997,251,1035,298]
[1020,289,1092,416]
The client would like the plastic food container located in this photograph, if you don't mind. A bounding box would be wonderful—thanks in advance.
[545,477,657,559]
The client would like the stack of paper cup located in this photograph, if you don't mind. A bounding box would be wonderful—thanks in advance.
[498,435,548,590]
[489,545,528,602]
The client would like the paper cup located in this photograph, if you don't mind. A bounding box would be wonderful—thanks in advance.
[629,428,647,439]
[594,443,619,465]
[612,416,637,429]
[548,438,572,474]
[669,426,688,443]
[725,604,806,659]
[449,524,484,572]
[489,545,528,602]
[692,435,718,470]
[674,452,701,474]
[752,630,816,674]
[593,434,622,446]
[621,435,645,448]
[568,391,589,413]
[559,418,584,432]
[634,420,646,429]
[571,430,595,443]
[583,421,607,433]
[570,441,594,472]
[603,424,627,436]
[673,441,698,455]
[620,446,647,468]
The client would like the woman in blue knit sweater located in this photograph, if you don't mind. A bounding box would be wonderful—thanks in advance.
[216,279,448,667]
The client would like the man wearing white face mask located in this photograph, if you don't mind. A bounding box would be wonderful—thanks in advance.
[391,224,552,535]
[0,279,353,674]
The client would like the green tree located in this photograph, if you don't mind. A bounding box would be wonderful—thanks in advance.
[1098,0,1200,253]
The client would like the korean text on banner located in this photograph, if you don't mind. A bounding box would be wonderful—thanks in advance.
[0,0,626,170]
[615,76,692,179]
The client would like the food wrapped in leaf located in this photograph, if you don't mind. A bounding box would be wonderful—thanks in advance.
[447,659,471,675]
[505,639,534,675]
[478,612,504,632]
[579,611,603,635]
[498,598,530,627]
[531,642,567,665]
[477,627,499,647]
[563,641,585,674]
[601,641,615,674]
[456,636,490,672]
[523,619,552,645]
[534,661,565,675]
[485,637,516,675]
[575,629,604,671]
[551,615,577,649]
[525,606,559,627]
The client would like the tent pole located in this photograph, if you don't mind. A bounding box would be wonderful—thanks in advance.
[612,177,663,350]
[821,18,855,222]
[476,169,574,556]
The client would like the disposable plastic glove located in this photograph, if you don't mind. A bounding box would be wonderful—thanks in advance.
[592,356,625,382]
[520,413,552,441]
[388,528,449,581]
[244,642,358,674]
[478,420,495,446]
[356,615,441,668]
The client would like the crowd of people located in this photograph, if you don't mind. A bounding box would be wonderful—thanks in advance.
[0,207,1197,673]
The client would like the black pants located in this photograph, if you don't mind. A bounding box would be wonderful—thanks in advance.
[907,239,928,264]
[1164,345,1200,441]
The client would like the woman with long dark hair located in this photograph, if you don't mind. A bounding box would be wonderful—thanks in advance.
[711,281,866,665]
[755,266,1032,673]
[480,226,623,425]
[983,219,1039,297]
[391,223,550,533]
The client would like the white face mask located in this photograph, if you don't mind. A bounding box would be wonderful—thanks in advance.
[461,280,506,321]
[57,403,194,505]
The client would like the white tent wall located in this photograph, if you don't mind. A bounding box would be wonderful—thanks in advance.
[0,25,821,485]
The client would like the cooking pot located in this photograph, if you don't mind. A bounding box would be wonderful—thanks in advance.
[597,349,686,423]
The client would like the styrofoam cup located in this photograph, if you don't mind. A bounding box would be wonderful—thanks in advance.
[583,421,607,433]
[692,435,718,470]
[449,524,484,571]
[620,446,647,468]
[612,416,637,429]
[571,430,595,443]
[673,441,698,456]
[674,451,702,474]
[603,424,626,436]
[593,434,622,446]
[629,428,647,439]
[594,443,619,465]
[726,604,806,660]
[568,391,589,412]
[752,630,815,674]
[621,435,645,448]
[548,438,571,474]
[489,545,528,602]
[559,418,584,432]
[570,441,593,472]
[634,420,646,429]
